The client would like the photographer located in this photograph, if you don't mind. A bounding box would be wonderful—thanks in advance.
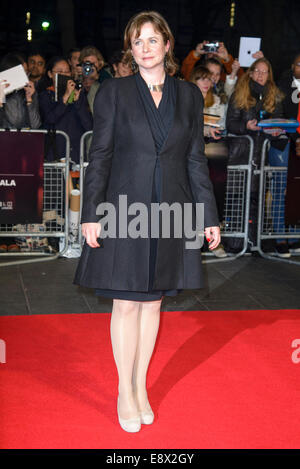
[181,40,244,82]
[77,46,112,113]
[79,46,112,84]
[38,56,92,163]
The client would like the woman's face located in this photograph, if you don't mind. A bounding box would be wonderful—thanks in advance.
[251,61,269,86]
[48,60,71,84]
[206,63,221,84]
[113,61,133,78]
[196,77,212,95]
[131,22,170,73]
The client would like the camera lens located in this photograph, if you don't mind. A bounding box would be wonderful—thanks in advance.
[82,61,94,77]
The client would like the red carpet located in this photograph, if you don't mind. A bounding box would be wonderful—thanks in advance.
[0,309,299,449]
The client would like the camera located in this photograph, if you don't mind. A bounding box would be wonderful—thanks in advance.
[81,61,95,77]
[74,77,83,90]
[203,42,219,53]
[74,61,96,89]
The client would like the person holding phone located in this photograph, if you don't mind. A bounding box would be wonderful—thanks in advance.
[181,40,244,82]
[38,56,93,163]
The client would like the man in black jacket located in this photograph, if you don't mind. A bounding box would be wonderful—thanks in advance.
[272,52,300,255]
[278,52,300,154]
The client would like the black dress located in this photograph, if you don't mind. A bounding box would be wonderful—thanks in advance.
[95,72,180,301]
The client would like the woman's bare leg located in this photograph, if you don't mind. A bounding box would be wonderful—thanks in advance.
[132,298,162,412]
[110,299,141,419]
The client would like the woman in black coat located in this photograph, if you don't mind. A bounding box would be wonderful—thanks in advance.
[74,11,220,433]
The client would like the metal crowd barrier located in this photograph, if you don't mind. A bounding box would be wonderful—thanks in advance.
[256,138,300,265]
[0,129,70,267]
[203,134,254,263]
[78,132,255,264]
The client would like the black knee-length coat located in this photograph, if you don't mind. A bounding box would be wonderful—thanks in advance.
[74,74,219,291]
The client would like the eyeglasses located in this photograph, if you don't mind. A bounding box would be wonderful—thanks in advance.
[52,70,71,74]
[253,69,268,75]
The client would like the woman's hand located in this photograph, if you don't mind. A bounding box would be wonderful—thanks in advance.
[252,50,264,59]
[0,79,9,106]
[272,129,284,137]
[24,80,35,103]
[230,59,240,78]
[246,119,260,131]
[205,226,221,250]
[82,222,101,248]
[63,79,76,103]
[215,42,229,62]
[73,87,81,102]
[209,127,222,140]
[195,41,211,57]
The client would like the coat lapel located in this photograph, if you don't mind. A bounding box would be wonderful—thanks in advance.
[127,76,192,158]
[159,80,192,156]
[130,78,157,156]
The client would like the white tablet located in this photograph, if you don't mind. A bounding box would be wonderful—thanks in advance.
[238,37,262,68]
[0,64,29,95]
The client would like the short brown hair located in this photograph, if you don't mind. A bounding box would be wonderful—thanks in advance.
[123,10,178,76]
[190,66,212,84]
[189,66,214,108]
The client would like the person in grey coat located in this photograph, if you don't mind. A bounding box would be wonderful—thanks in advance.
[0,53,41,130]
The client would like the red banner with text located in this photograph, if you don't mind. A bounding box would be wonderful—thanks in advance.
[0,131,44,223]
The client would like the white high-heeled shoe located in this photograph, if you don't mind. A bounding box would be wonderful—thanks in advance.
[117,396,141,433]
[133,388,155,425]
[140,408,154,425]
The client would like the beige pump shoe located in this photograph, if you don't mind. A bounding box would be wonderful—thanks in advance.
[140,408,154,425]
[117,396,141,433]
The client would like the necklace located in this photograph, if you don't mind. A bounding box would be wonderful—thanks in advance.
[147,83,164,92]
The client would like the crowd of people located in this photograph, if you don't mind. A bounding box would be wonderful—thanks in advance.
[0,39,300,257]
[0,46,132,164]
